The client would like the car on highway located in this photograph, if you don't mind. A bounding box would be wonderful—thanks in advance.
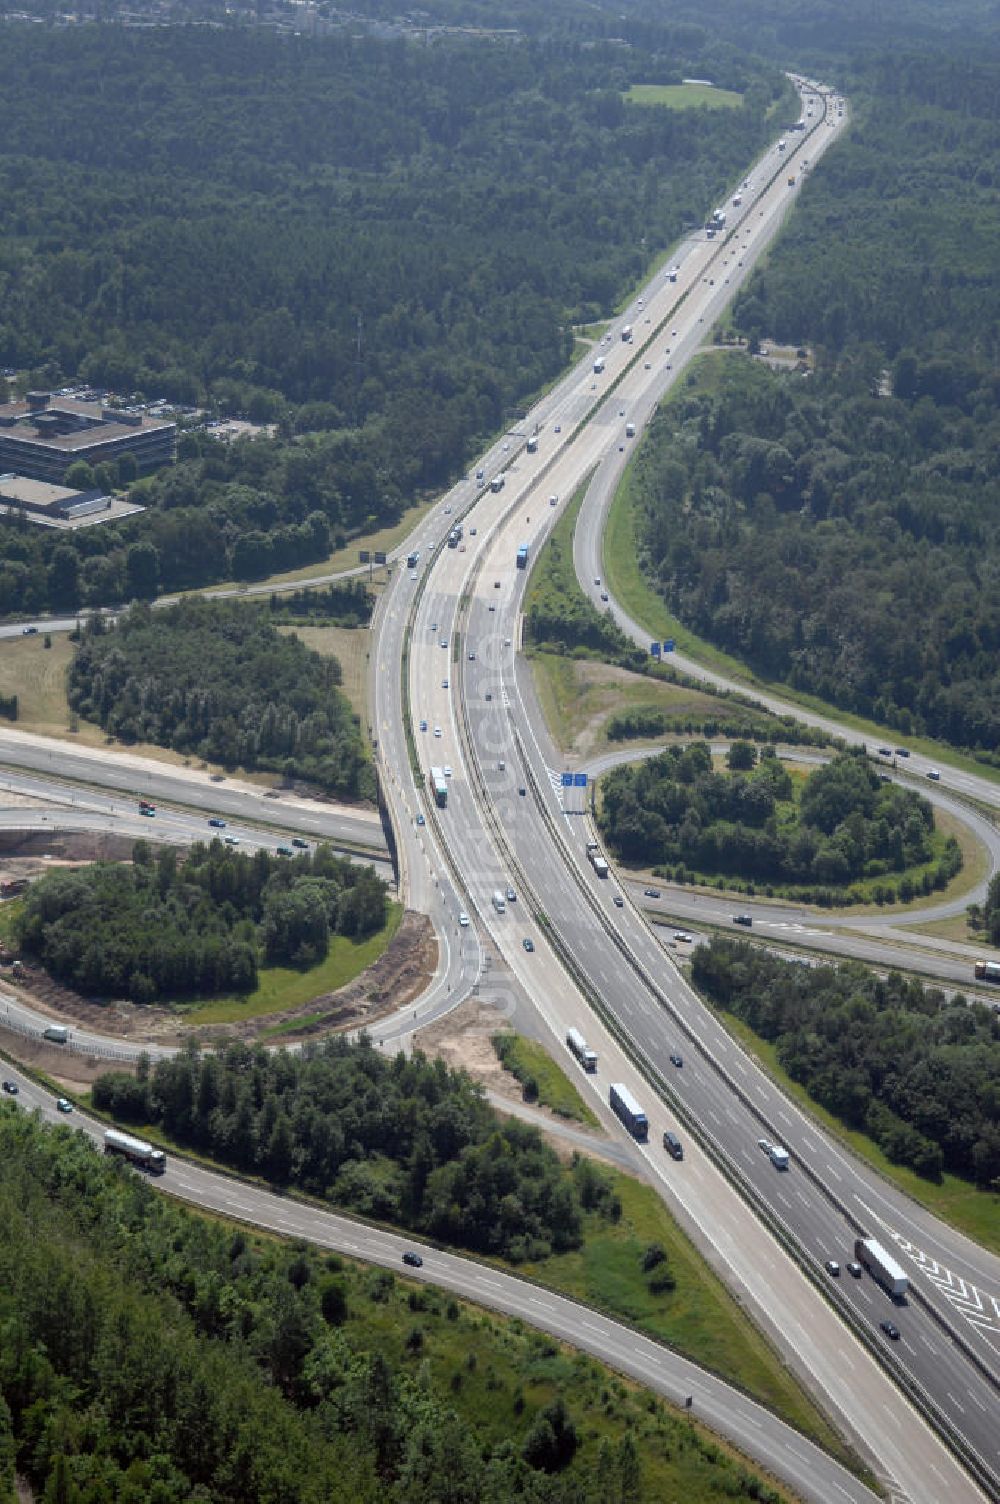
[139,806,155,817]
[880,1320,900,1340]
[2,1080,18,1095]
[847,1261,863,1278]
[208,817,226,828]
[224,835,240,846]
[669,1053,683,1068]
[488,603,496,612]
[927,769,941,781]
[459,911,470,927]
[594,576,601,586]
[549,494,558,507]
[441,679,449,690]
[554,424,561,433]
[733,914,753,927]
[56,1098,73,1113]
[402,1251,424,1268]
[443,766,453,778]
[612,893,624,908]
[600,592,609,602]
[468,651,476,661]
[419,719,427,731]
[415,813,425,827]
[522,937,535,952]
[409,572,418,581]
[276,846,294,857]
[877,746,892,756]
[518,786,526,796]
[504,637,511,647]
[440,639,448,649]
[643,887,661,898]
[673,930,693,943]
[505,885,516,903]
[494,580,501,589]
[671,329,677,337]
[895,747,910,758]
[757,1137,771,1153]
[485,692,492,701]
[434,726,442,737]
[824,1260,841,1277]
[470,526,477,536]
[22,625,38,635]
[292,837,309,849]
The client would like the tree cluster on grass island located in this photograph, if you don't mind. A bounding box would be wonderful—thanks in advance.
[15,839,387,1003]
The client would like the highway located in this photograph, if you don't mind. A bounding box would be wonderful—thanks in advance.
[2,73,999,1501]
[0,1067,878,1504]
[359,78,1000,1504]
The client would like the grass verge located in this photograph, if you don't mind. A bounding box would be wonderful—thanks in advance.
[178,901,402,1025]
[492,1031,600,1126]
[519,1167,853,1467]
[717,1010,1000,1256]
[277,623,370,727]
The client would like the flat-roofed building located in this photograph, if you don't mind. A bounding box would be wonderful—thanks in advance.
[0,392,175,483]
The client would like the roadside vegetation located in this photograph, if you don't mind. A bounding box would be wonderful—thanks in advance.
[89,1037,849,1457]
[68,598,372,800]
[15,839,388,1005]
[492,1032,600,1126]
[527,485,833,753]
[624,83,743,110]
[694,940,1000,1191]
[0,1107,798,1504]
[599,743,961,906]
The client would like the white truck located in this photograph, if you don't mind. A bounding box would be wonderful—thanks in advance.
[566,1027,598,1073]
[104,1128,167,1175]
[593,356,605,374]
[43,1025,69,1044]
[855,1237,908,1298]
[589,850,609,878]
[625,422,636,438]
[769,1144,790,1170]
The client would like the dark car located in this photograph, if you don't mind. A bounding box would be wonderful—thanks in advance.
[669,1053,683,1068]
[22,626,38,636]
[518,786,526,796]
[522,937,535,952]
[1,1080,18,1095]
[402,1251,423,1268]
[733,914,753,927]
[847,1262,863,1278]
[643,887,661,898]
[208,818,227,828]
[894,747,910,758]
[612,893,624,908]
[824,1260,841,1277]
[292,837,309,849]
[276,845,294,857]
[139,806,156,817]
[880,1320,900,1340]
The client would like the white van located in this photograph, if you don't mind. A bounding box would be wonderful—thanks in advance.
[492,890,507,914]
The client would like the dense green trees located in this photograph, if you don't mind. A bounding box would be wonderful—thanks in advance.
[599,744,959,899]
[15,839,387,1002]
[67,598,372,798]
[0,23,783,614]
[629,43,1000,759]
[692,940,1000,1186]
[93,1037,622,1262]
[0,1108,781,1503]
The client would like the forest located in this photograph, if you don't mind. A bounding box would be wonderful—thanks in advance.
[0,1108,783,1504]
[630,43,1000,758]
[599,744,960,901]
[15,839,387,1003]
[93,1037,621,1263]
[0,23,782,615]
[692,939,1000,1185]
[66,598,372,799]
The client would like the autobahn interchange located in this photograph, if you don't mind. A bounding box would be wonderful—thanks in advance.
[1,73,998,1503]
[379,78,1000,1502]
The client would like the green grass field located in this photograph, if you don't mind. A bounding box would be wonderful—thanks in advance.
[178,901,402,1025]
[718,1011,1000,1256]
[625,83,743,111]
[277,623,371,727]
[492,1031,600,1126]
